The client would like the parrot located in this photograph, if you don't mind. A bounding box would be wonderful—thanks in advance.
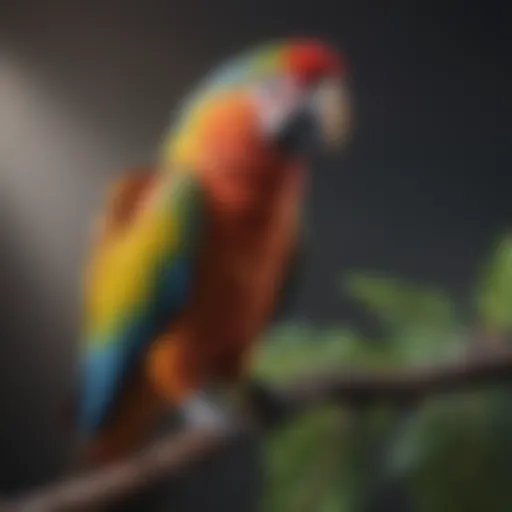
[76,37,352,470]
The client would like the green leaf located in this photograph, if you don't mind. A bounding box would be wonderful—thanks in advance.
[262,405,400,512]
[331,406,399,512]
[344,272,457,331]
[389,390,512,512]
[252,324,367,382]
[261,406,346,512]
[342,272,463,363]
[474,234,512,334]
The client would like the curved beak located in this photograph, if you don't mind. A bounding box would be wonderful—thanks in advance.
[313,78,353,150]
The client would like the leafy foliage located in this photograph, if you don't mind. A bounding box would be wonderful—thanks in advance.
[253,233,512,512]
[254,328,398,512]
[390,390,512,512]
[344,272,464,364]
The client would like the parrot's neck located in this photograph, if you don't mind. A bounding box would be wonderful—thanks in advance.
[169,92,308,221]
[200,158,304,232]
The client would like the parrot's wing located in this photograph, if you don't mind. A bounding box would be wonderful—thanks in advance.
[78,170,204,436]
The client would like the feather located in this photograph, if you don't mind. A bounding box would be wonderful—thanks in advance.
[78,171,205,436]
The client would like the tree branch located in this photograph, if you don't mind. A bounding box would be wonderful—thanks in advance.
[3,349,512,512]
[280,348,512,409]
[1,428,238,512]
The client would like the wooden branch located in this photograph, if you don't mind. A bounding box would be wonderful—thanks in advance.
[1,428,238,512]
[279,348,512,409]
[3,349,512,512]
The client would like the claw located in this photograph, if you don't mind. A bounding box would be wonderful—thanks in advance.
[179,390,239,431]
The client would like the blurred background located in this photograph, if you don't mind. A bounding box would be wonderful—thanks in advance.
[0,1,510,510]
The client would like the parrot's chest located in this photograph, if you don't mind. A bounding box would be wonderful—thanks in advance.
[146,222,294,396]
[197,216,293,345]
[161,164,303,384]
[192,168,302,360]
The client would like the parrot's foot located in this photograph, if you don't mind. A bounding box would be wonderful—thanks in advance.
[245,379,296,429]
[179,390,241,432]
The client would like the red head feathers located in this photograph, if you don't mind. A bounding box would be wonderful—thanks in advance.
[283,39,346,85]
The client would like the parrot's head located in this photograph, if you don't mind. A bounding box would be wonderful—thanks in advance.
[161,38,352,197]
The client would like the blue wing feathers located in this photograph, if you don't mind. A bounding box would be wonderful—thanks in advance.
[78,175,203,436]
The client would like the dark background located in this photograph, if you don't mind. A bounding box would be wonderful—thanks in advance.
[0,0,510,509]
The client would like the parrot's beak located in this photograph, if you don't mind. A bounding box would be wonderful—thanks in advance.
[314,78,353,150]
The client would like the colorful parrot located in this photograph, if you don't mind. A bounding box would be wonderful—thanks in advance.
[76,38,352,469]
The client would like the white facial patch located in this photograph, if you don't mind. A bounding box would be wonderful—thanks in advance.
[252,74,305,139]
[252,74,352,151]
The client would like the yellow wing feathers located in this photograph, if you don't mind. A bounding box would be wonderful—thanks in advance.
[84,170,181,342]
